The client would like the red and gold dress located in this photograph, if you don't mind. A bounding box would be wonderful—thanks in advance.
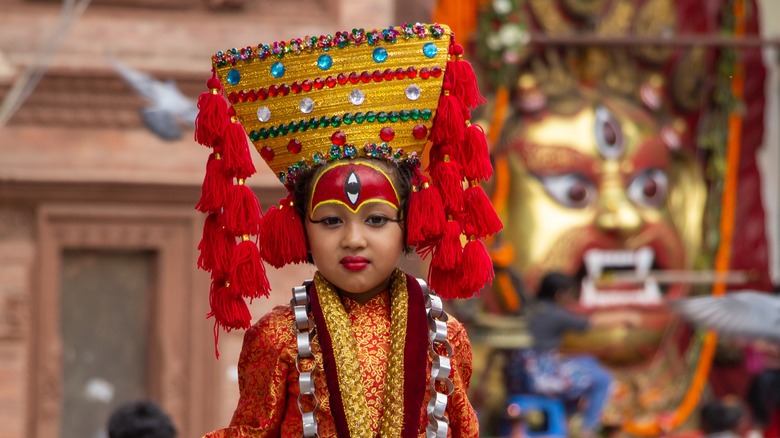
[204,269,479,437]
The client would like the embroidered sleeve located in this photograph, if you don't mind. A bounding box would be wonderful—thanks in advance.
[203,306,295,437]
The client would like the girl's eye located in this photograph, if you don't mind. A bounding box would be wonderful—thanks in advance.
[365,215,389,227]
[317,217,343,227]
[538,174,597,208]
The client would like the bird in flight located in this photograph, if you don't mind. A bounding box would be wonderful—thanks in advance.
[108,56,198,141]
[671,290,780,342]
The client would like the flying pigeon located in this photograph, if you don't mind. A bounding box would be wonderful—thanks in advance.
[108,56,198,141]
[671,290,780,342]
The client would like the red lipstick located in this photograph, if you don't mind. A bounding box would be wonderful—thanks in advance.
[340,256,369,271]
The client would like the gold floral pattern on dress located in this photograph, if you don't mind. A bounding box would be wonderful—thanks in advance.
[203,270,480,438]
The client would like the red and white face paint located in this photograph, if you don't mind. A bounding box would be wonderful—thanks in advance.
[305,161,405,300]
[309,162,400,219]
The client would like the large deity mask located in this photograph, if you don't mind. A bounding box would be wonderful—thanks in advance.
[499,91,706,365]
[462,0,770,430]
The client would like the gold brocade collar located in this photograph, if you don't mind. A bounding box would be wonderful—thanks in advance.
[313,268,409,437]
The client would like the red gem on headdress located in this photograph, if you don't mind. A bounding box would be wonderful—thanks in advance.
[257,88,269,100]
[360,71,371,83]
[228,92,238,104]
[325,76,337,88]
[395,68,406,79]
[349,72,360,84]
[313,78,325,89]
[337,73,348,85]
[407,66,418,78]
[420,67,431,79]
[236,91,247,102]
[260,146,275,161]
[431,66,443,78]
[382,69,393,81]
[412,124,428,140]
[301,80,313,91]
[372,70,383,82]
[287,139,302,154]
[331,131,346,146]
[268,85,279,97]
[247,90,258,101]
[279,84,291,96]
[291,82,302,93]
[379,127,395,142]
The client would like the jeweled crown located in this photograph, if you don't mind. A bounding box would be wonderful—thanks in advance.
[212,24,450,187]
[194,23,501,347]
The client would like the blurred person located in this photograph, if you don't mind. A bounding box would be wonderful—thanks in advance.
[505,272,640,438]
[699,397,744,438]
[745,337,780,438]
[107,400,177,438]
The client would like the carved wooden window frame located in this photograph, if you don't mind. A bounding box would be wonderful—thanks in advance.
[30,203,215,437]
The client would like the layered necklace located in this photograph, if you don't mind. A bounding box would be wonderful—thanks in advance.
[291,268,453,438]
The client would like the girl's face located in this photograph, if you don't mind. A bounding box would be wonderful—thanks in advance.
[305,161,405,301]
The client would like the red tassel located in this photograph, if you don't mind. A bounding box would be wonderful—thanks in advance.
[459,122,493,182]
[431,219,463,271]
[407,174,446,247]
[428,264,460,300]
[223,180,263,236]
[430,149,464,213]
[195,152,231,213]
[197,213,236,275]
[259,196,308,268]
[232,236,270,300]
[447,43,487,110]
[460,237,495,297]
[195,71,229,147]
[222,108,257,179]
[429,80,465,146]
[207,279,252,332]
[463,183,503,238]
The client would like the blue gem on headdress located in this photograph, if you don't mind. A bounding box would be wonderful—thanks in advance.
[344,145,357,157]
[270,62,285,78]
[423,42,438,58]
[226,69,241,85]
[372,47,388,63]
[317,54,333,70]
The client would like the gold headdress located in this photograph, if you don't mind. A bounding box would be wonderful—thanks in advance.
[193,23,501,341]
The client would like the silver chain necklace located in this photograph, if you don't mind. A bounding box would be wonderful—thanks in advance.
[290,278,454,438]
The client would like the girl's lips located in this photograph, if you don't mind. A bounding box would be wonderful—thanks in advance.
[340,256,369,271]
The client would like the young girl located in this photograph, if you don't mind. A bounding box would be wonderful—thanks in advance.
[193,23,500,437]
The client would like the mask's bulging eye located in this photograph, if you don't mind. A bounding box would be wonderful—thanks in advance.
[628,168,668,207]
[539,174,597,208]
[345,170,361,206]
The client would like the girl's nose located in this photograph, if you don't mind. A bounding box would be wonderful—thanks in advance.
[342,221,368,249]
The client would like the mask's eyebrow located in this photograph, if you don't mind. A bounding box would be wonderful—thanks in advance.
[514,141,598,181]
